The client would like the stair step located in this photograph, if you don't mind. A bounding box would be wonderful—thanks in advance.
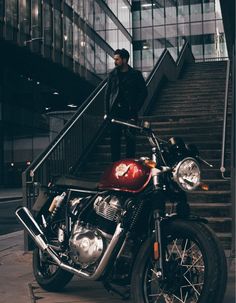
[77,61,232,248]
[216,233,232,249]
[206,217,231,233]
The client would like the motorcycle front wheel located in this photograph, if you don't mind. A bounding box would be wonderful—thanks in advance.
[131,220,227,303]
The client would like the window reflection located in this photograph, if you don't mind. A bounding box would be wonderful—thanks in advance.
[19,0,30,35]
[54,9,62,51]
[95,44,106,77]
[64,17,73,57]
[5,0,17,28]
[84,0,94,28]
[85,35,95,72]
[94,2,105,40]
[43,3,52,46]
[32,0,41,40]
[118,1,131,33]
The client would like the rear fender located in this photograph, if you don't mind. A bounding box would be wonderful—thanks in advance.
[32,187,51,213]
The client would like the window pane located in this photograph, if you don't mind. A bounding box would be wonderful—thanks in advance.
[73,24,79,62]
[32,0,41,39]
[190,3,202,22]
[153,6,164,26]
[141,0,152,27]
[44,3,52,46]
[20,0,30,35]
[141,39,153,70]
[6,0,17,27]
[74,0,84,18]
[54,9,62,50]
[203,0,216,20]
[141,26,152,40]
[85,36,95,72]
[84,0,94,27]
[106,29,118,50]
[165,3,177,25]
[118,1,131,33]
[107,54,114,72]
[178,1,189,23]
[95,44,106,76]
[191,22,203,35]
[94,2,105,39]
[107,0,117,16]
[64,16,73,56]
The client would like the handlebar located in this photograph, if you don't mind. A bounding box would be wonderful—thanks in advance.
[110,118,151,132]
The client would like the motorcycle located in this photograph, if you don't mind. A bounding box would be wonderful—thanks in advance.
[16,118,227,303]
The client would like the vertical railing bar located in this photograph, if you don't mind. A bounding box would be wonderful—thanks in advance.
[220,59,231,180]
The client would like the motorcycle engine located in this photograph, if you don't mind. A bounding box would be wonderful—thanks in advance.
[93,194,122,223]
[69,222,104,268]
[69,194,123,268]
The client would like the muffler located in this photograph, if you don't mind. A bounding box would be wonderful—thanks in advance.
[15,207,62,264]
[15,206,124,280]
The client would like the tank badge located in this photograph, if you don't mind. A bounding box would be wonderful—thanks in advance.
[115,163,131,178]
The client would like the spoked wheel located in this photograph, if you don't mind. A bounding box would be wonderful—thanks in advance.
[33,215,74,292]
[131,220,227,303]
[33,247,73,292]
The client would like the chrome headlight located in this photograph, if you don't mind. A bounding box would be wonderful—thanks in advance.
[173,157,201,191]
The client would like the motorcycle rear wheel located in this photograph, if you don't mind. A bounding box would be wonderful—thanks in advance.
[33,247,74,292]
[131,220,227,303]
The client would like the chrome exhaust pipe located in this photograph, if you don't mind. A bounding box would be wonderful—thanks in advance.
[15,207,62,264]
[15,207,124,280]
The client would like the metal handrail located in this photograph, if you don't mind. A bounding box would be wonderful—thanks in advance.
[220,59,231,180]
[30,82,107,177]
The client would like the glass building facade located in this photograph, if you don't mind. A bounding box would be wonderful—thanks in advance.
[132,0,228,75]
[0,0,132,79]
[0,0,228,187]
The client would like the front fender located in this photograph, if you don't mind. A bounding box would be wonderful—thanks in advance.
[162,213,208,224]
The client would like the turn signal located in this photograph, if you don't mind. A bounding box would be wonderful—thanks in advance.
[144,160,156,168]
[154,241,159,260]
[200,183,209,191]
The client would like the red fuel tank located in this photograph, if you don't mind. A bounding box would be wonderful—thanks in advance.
[98,159,152,193]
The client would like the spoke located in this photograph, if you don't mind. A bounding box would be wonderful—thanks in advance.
[180,282,204,289]
[183,275,201,296]
[173,293,185,303]
[183,254,204,276]
[167,239,182,261]
[181,239,189,265]
[181,264,205,269]
[183,291,188,303]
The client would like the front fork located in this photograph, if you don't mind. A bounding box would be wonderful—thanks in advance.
[153,209,164,279]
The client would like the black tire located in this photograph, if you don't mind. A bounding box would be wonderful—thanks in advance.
[131,220,227,303]
[33,247,74,292]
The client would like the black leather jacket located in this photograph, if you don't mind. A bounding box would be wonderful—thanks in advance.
[104,66,148,119]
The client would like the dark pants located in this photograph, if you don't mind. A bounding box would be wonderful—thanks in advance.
[110,123,136,162]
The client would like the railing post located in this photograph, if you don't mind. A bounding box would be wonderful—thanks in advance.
[230,43,235,258]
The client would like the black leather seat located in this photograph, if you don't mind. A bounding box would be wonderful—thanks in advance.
[54,175,98,191]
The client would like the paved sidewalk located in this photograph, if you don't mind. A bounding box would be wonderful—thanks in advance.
[0,230,235,303]
[0,188,22,201]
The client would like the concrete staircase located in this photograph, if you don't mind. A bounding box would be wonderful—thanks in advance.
[78,61,232,248]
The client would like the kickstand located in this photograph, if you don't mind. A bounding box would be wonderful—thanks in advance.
[103,281,130,300]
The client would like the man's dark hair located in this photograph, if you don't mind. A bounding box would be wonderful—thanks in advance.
[114,48,130,62]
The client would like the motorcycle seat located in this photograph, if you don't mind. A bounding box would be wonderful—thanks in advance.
[54,175,98,191]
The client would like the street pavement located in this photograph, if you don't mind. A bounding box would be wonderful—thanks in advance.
[0,188,22,235]
[0,188,235,303]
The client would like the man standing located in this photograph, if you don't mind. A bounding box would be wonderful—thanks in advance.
[105,48,147,162]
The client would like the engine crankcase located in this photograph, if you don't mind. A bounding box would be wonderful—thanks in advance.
[69,223,104,268]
